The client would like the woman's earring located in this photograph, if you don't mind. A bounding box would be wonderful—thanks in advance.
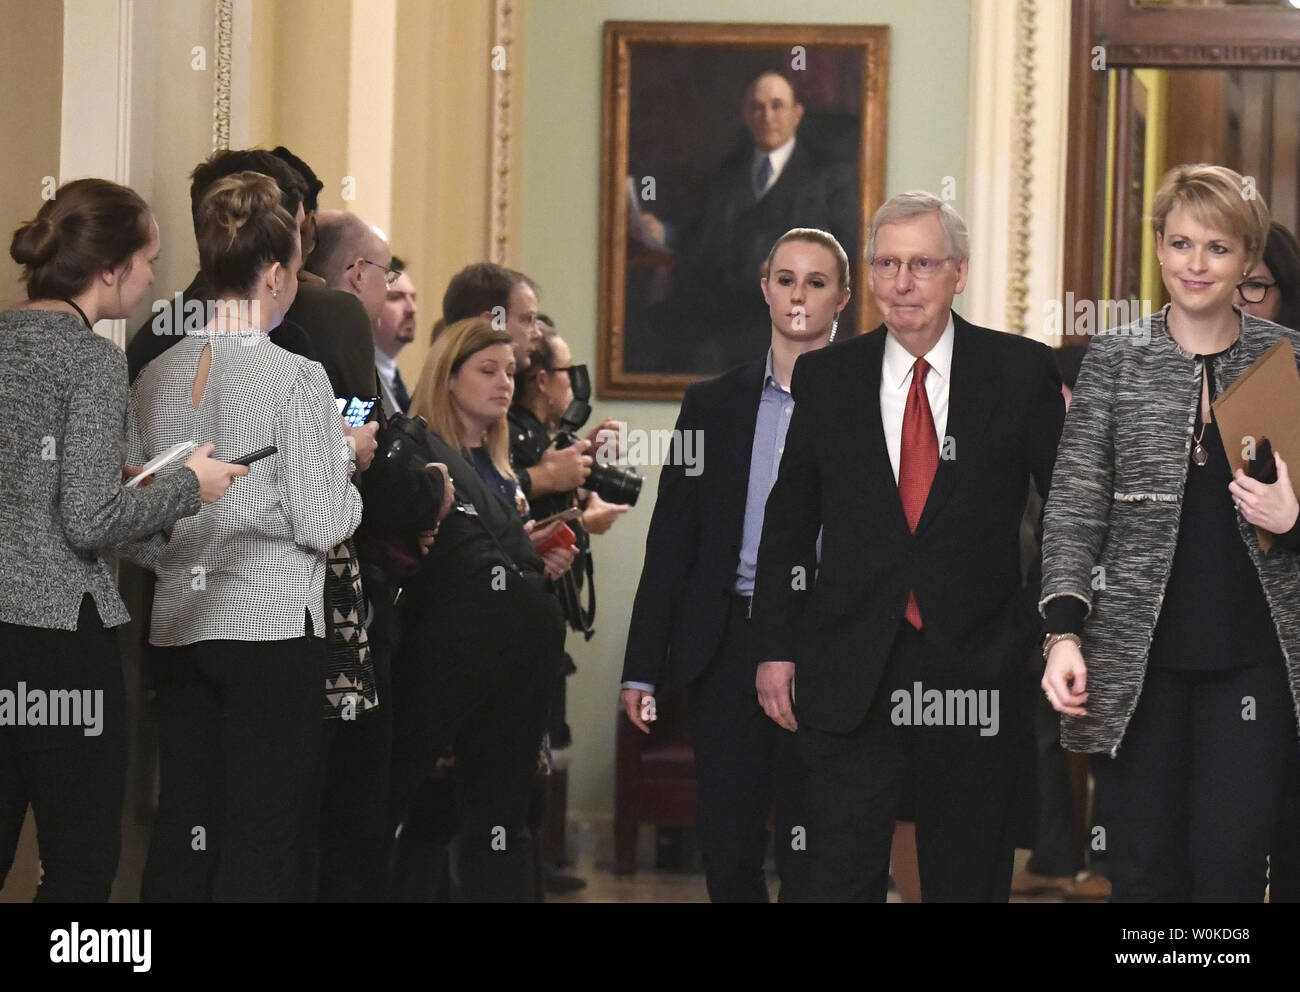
[272,288,280,299]
[829,316,839,342]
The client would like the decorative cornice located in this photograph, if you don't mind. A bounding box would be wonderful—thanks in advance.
[1006,0,1036,337]
[488,0,515,264]
[213,0,232,151]
[1107,43,1300,66]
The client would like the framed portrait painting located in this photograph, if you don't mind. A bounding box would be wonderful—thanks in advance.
[598,21,889,399]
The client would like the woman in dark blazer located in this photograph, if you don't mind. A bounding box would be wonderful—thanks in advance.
[1042,164,1300,901]
[0,179,241,901]
[393,318,568,901]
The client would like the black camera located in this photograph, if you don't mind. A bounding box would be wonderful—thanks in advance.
[554,364,642,506]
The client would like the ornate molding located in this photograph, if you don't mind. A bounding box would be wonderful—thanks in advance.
[1107,43,1300,66]
[488,0,515,264]
[1006,0,1037,337]
[213,0,233,151]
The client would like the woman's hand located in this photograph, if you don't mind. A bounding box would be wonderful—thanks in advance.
[342,419,379,473]
[1042,639,1089,717]
[1230,453,1299,535]
[540,546,577,581]
[184,443,249,503]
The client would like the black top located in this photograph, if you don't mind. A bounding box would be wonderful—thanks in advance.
[1149,356,1278,670]
[1045,351,1300,669]
[408,429,544,597]
[509,403,575,520]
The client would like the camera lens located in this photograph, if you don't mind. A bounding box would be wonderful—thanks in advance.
[589,463,642,506]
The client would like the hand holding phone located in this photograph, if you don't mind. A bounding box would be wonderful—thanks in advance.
[229,446,277,467]
[531,506,583,529]
[1248,438,1279,485]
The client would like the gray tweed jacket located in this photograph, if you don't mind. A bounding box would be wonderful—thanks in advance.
[0,309,200,631]
[1040,305,1300,755]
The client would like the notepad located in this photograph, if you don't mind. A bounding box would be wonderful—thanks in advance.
[124,441,196,488]
[1212,338,1300,553]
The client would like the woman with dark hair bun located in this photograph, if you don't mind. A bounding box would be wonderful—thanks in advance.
[0,179,245,901]
[124,171,362,902]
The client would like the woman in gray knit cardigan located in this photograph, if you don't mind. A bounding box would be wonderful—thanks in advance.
[0,180,244,901]
[1041,164,1300,902]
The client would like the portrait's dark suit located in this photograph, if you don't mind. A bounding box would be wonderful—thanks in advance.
[634,140,858,376]
[623,358,804,902]
[752,314,1064,901]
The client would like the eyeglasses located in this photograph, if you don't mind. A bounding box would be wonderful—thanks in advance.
[349,258,402,286]
[869,256,952,280]
[1237,279,1277,304]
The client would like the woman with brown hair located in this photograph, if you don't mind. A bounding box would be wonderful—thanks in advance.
[124,171,361,901]
[390,317,568,901]
[0,179,243,901]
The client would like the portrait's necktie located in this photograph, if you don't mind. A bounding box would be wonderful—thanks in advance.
[898,357,938,629]
[754,154,773,198]
[391,367,411,414]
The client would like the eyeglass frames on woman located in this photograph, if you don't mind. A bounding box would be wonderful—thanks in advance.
[869,256,953,280]
[1236,279,1277,305]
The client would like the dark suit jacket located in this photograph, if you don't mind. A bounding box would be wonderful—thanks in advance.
[683,140,858,307]
[621,359,766,690]
[633,140,859,376]
[751,314,1065,733]
[284,283,376,400]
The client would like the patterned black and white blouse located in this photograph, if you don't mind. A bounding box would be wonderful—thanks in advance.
[122,330,362,645]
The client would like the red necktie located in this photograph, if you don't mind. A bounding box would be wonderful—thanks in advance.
[898,357,938,629]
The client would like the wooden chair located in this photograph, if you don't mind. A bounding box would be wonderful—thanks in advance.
[613,689,697,874]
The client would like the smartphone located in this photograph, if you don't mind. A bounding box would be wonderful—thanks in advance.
[229,446,277,467]
[532,506,583,529]
[338,397,378,428]
[1248,438,1278,485]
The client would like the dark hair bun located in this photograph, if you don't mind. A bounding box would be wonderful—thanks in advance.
[202,173,282,246]
[10,216,59,267]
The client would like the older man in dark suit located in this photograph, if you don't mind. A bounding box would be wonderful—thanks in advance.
[752,193,1064,901]
[632,72,858,375]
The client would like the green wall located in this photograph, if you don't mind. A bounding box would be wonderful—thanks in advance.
[520,0,972,824]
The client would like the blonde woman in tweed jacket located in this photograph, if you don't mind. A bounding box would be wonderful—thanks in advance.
[1041,164,1300,902]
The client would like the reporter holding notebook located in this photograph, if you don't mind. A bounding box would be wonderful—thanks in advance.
[0,179,244,901]
[123,172,361,902]
[1041,164,1300,902]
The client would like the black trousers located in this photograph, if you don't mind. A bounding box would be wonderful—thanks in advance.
[1026,687,1084,877]
[0,595,126,902]
[297,616,394,903]
[390,576,564,902]
[1269,750,1300,901]
[141,633,323,902]
[797,622,1023,902]
[686,594,805,903]
[1093,660,1294,902]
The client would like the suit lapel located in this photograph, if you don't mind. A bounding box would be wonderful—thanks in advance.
[722,359,767,536]
[854,329,912,537]
[915,314,1001,534]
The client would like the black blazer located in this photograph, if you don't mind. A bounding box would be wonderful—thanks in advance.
[283,283,376,400]
[621,359,766,691]
[752,314,1065,733]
